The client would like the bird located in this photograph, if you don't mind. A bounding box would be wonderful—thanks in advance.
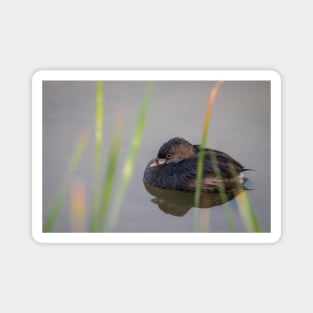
[143,137,251,193]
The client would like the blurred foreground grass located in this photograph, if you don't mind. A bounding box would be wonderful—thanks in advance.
[194,81,261,232]
[44,81,152,232]
[43,129,89,232]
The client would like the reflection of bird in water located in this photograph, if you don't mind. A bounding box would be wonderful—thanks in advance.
[143,137,252,192]
[144,183,244,216]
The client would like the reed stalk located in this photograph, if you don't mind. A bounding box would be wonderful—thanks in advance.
[108,82,153,231]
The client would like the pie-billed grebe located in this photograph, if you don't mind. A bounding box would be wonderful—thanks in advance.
[143,137,251,192]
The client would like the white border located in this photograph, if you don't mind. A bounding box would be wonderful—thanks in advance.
[32,70,281,244]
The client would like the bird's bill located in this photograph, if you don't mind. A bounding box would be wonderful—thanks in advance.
[148,158,167,168]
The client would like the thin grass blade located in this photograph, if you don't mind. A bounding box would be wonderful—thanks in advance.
[208,149,236,232]
[95,81,103,177]
[235,188,262,232]
[89,81,104,232]
[96,110,124,231]
[108,82,153,231]
[43,129,89,232]
[193,81,238,232]
[194,81,223,231]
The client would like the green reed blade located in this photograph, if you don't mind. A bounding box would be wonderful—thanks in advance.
[194,81,223,231]
[108,82,153,231]
[43,191,66,233]
[95,81,103,181]
[208,151,261,232]
[43,129,89,232]
[95,81,104,136]
[208,148,236,232]
[89,81,104,232]
[235,188,261,232]
[96,111,124,231]
[193,81,254,232]
[194,81,224,208]
[205,138,261,232]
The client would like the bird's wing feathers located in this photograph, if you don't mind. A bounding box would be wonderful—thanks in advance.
[193,146,244,172]
[179,151,243,179]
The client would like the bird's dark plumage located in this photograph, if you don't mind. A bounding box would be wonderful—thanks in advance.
[143,137,249,192]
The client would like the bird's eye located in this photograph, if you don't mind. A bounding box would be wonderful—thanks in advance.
[166,153,172,159]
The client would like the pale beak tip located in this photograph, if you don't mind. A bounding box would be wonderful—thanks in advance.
[148,158,166,168]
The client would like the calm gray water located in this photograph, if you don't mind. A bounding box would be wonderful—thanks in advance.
[43,80,270,232]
